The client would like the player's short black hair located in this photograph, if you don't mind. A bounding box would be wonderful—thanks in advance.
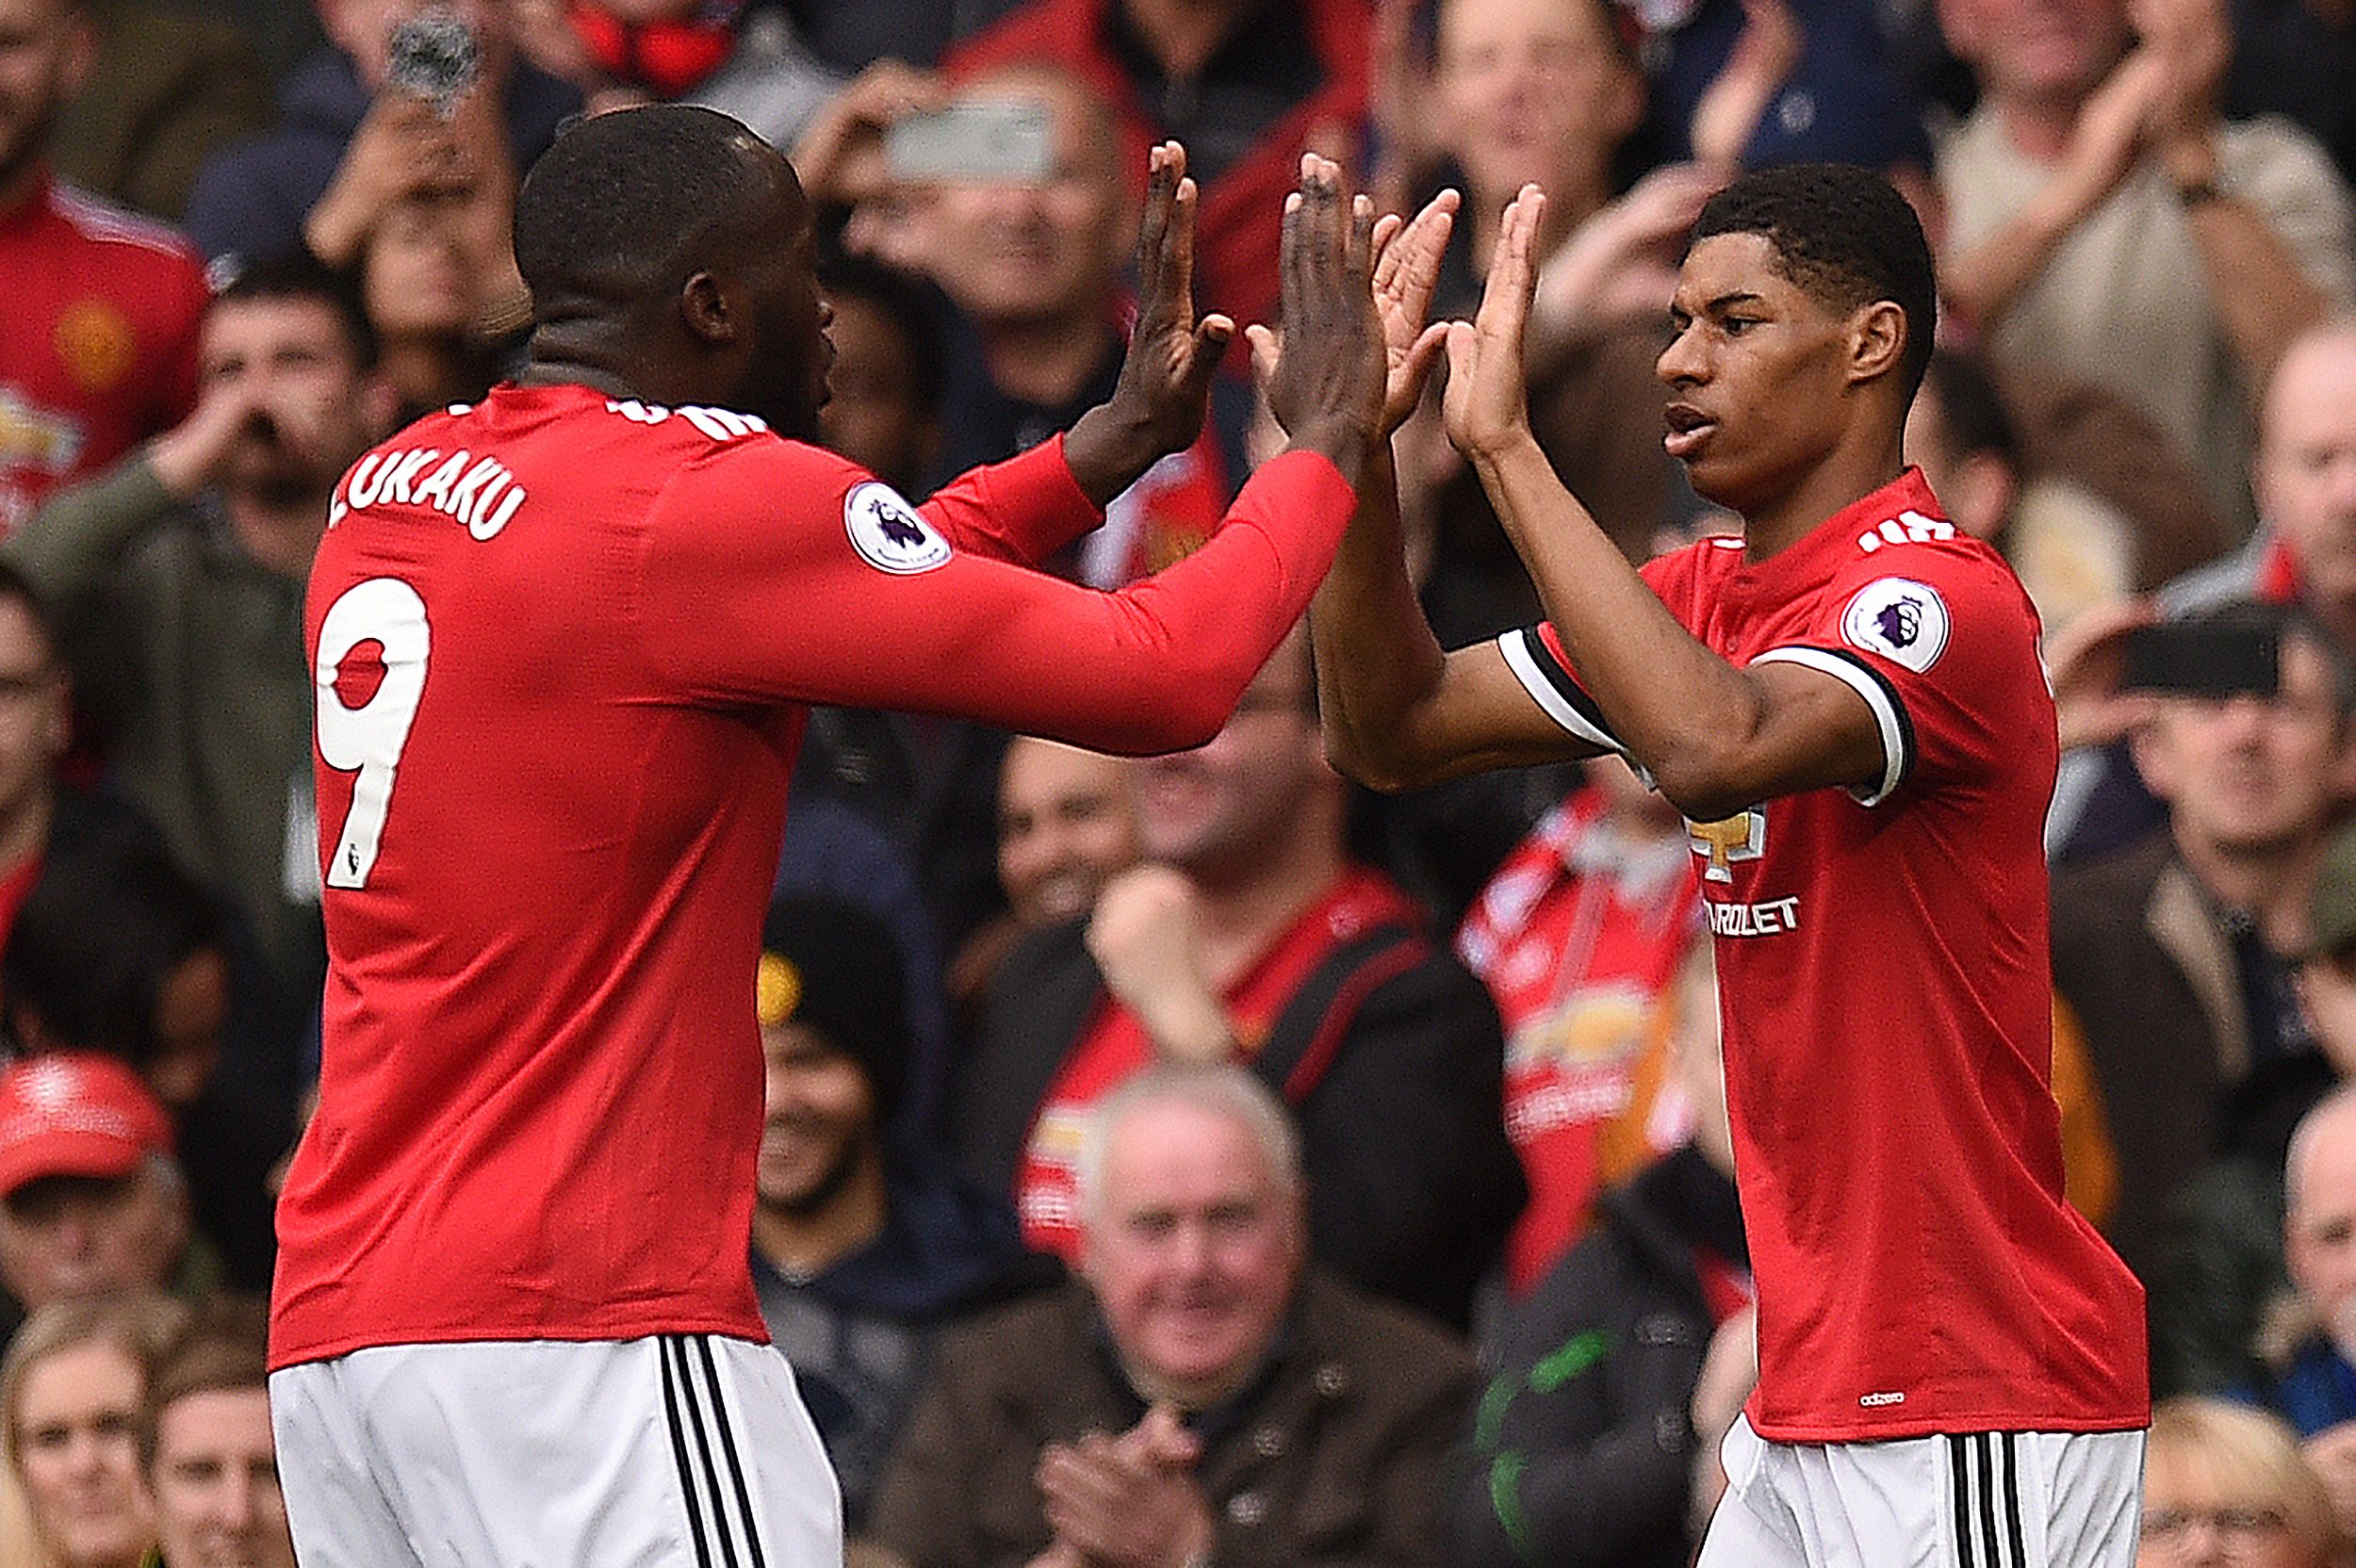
[513,105,776,311]
[1693,162,1937,401]
[816,253,946,416]
[213,251,378,369]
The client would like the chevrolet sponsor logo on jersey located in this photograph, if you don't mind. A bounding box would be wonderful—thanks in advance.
[1686,808,1765,883]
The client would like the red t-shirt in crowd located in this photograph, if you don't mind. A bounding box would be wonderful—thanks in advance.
[1015,866,1419,1258]
[1498,468,2148,1442]
[1456,784,1700,1295]
[0,173,206,535]
[271,383,1356,1369]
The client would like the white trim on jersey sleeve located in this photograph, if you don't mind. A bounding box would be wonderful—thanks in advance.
[1497,629,1627,755]
[1751,645,1912,807]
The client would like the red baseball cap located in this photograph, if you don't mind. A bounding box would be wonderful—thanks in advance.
[0,1054,175,1200]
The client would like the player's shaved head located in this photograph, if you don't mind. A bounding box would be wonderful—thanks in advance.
[514,105,796,315]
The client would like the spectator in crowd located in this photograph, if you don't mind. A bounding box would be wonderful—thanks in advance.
[2047,319,2356,863]
[2149,820,2356,1397]
[3,253,396,1142]
[871,1064,1479,1568]
[2230,1083,2356,1538]
[0,1292,184,1568]
[2168,320,2356,645]
[1447,939,1745,1568]
[948,734,1142,1021]
[2138,1396,2346,1566]
[1453,754,1700,1294]
[141,1297,296,1568]
[0,0,209,538]
[0,566,172,968]
[49,0,271,222]
[941,0,1367,336]
[1934,0,2356,534]
[814,253,944,501]
[358,188,527,424]
[748,895,1039,1531]
[1392,0,1698,578]
[954,625,1524,1331]
[182,0,581,270]
[4,834,283,1289]
[0,1054,209,1339]
[2053,599,2356,1279]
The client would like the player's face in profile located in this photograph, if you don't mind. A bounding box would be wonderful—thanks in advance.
[755,1021,876,1214]
[152,1386,297,1568]
[729,153,833,442]
[1080,1104,1302,1399]
[1657,233,1861,516]
[9,1339,155,1568]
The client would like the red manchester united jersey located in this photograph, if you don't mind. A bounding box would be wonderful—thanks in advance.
[272,383,1356,1369]
[0,175,206,534]
[1500,469,2147,1442]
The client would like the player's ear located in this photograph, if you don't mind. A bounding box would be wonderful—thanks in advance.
[679,270,737,346]
[1848,302,1906,387]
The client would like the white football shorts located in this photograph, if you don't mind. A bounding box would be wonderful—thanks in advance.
[1696,1413,2146,1568]
[270,1333,841,1568]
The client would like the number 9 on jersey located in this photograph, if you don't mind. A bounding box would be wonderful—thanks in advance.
[316,578,432,890]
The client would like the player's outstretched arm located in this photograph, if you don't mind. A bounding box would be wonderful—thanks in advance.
[1290,191,1606,792]
[1448,187,1883,821]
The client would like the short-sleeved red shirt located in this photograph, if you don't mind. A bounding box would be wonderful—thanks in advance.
[272,384,1355,1369]
[1501,469,2148,1441]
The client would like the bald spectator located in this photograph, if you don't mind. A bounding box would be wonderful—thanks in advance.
[2168,320,2356,644]
[1935,0,2356,533]
[0,0,208,538]
[0,1053,210,1341]
[871,1065,1478,1568]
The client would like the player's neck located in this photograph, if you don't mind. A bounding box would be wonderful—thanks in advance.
[752,1153,889,1279]
[1741,433,1907,564]
[0,155,46,220]
[2173,825,2322,953]
[979,311,1121,410]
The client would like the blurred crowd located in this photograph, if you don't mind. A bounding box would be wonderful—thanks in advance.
[3,0,2356,1560]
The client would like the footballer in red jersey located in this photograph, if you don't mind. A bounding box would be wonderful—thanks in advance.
[1310,165,2148,1566]
[268,106,1389,1568]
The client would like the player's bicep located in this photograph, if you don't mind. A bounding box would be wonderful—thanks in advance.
[1729,655,1903,805]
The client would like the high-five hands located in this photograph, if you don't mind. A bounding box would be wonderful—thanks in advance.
[1443,185,1546,460]
[1243,155,1388,481]
[1066,142,1239,505]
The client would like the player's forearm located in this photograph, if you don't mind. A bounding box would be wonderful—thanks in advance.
[1044,449,1360,754]
[1309,448,1454,791]
[1471,433,1773,817]
[919,435,1104,566]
